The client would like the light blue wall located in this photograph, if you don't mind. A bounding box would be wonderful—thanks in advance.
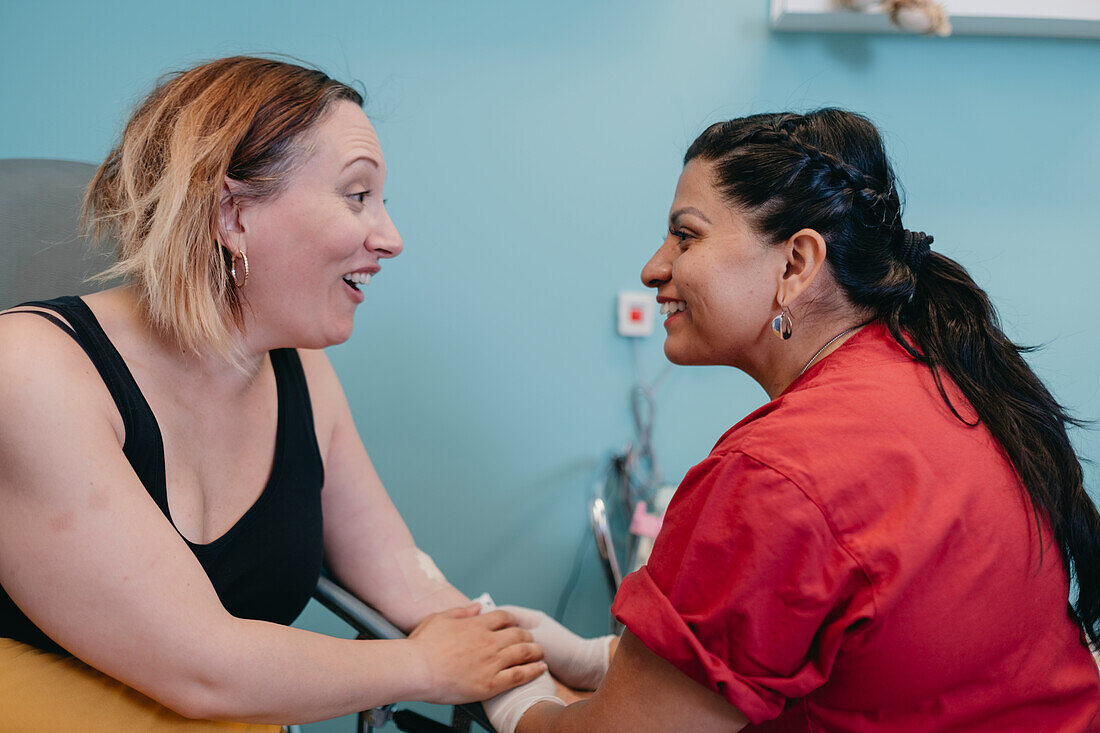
[3,2,1098,730]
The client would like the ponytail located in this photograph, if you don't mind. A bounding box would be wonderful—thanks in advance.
[891,251,1100,647]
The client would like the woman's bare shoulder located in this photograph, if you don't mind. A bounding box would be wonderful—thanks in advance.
[0,305,123,444]
[0,304,89,375]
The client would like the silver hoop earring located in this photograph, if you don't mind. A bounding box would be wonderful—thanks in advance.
[770,308,793,340]
[231,250,249,288]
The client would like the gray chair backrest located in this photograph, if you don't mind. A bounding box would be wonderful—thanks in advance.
[0,158,119,310]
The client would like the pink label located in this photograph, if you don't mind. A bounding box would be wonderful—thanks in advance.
[629,501,664,539]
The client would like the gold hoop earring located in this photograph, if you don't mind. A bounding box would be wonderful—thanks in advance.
[231,250,249,288]
[770,307,793,340]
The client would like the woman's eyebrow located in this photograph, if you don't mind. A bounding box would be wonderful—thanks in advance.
[341,155,380,172]
[670,206,712,226]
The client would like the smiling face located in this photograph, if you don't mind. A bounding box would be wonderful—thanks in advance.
[641,159,788,372]
[230,101,402,351]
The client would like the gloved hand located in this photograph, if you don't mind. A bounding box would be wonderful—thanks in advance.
[482,668,564,733]
[498,605,615,691]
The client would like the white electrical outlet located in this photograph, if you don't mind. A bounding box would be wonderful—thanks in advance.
[617,291,654,337]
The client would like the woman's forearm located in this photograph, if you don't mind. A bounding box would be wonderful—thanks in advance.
[392,581,472,631]
[175,620,430,724]
[340,567,471,633]
[148,604,541,725]
[500,631,748,733]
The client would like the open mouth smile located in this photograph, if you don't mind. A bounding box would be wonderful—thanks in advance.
[660,300,686,316]
[342,271,372,290]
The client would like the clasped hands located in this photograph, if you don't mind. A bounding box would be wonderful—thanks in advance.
[407,603,545,704]
[486,605,616,733]
[407,602,615,733]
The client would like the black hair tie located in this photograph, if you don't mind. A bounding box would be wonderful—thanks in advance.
[899,229,933,270]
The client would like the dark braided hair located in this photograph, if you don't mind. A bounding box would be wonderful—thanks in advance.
[685,108,1100,648]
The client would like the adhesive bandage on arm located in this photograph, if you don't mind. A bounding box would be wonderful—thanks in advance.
[393,547,451,602]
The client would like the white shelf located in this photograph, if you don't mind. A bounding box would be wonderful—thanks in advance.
[770,0,1100,38]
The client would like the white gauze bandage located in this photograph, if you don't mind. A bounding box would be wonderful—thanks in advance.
[394,547,449,602]
[471,592,497,612]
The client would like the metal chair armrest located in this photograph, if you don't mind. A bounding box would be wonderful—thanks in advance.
[313,574,405,641]
[311,574,496,732]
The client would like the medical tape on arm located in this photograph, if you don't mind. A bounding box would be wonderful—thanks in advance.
[393,547,451,603]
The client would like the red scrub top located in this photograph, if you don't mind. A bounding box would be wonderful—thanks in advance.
[613,323,1099,731]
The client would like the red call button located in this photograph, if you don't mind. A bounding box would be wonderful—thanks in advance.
[630,308,643,322]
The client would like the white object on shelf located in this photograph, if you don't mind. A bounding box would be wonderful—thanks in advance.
[771,0,1100,38]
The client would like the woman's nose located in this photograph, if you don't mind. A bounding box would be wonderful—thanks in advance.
[641,240,673,288]
[369,206,403,259]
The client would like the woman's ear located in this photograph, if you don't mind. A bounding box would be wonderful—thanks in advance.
[776,228,827,307]
[217,178,246,255]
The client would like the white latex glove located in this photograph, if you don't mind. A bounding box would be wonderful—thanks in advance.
[482,669,563,733]
[498,605,615,691]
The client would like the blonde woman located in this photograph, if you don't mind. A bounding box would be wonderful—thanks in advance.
[0,56,545,731]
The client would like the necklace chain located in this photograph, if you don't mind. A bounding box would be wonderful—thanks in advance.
[798,325,861,377]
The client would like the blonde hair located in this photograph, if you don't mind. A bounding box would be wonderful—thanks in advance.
[84,56,363,358]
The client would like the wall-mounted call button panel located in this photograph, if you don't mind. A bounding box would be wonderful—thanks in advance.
[617,291,654,337]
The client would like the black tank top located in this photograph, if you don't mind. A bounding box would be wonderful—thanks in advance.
[0,296,325,655]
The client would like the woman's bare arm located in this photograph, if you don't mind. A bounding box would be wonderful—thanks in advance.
[0,317,542,724]
[517,631,748,733]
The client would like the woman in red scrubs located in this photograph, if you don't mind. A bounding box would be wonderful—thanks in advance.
[495,108,1100,732]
